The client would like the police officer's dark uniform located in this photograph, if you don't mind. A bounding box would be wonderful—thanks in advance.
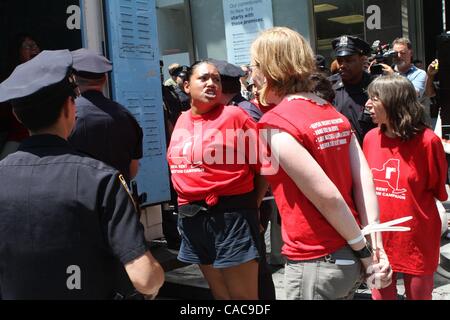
[210,59,263,122]
[68,49,143,182]
[172,66,191,112]
[0,50,148,299]
[329,35,376,144]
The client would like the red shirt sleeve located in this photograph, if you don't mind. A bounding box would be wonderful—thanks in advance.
[427,135,448,201]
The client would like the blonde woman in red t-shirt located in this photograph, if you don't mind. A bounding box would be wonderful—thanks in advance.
[251,27,392,300]
[167,60,268,300]
[364,75,448,300]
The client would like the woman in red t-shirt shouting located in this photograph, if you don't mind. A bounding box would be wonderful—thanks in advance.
[364,75,448,300]
[167,60,268,300]
[252,27,392,300]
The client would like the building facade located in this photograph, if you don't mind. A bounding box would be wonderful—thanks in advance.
[0,0,447,204]
[157,0,444,78]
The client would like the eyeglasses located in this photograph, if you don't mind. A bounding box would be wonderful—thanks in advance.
[248,64,259,72]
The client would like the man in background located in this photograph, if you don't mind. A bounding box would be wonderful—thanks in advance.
[164,63,181,89]
[329,35,376,144]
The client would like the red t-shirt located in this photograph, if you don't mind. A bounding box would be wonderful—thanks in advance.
[363,128,448,275]
[167,105,260,206]
[251,98,276,114]
[258,95,359,260]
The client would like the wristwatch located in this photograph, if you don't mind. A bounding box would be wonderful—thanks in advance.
[352,242,373,259]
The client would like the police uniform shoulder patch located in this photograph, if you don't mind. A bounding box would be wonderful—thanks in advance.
[118,174,138,211]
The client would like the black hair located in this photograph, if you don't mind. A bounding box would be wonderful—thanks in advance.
[12,75,78,132]
[186,60,216,81]
[310,73,335,103]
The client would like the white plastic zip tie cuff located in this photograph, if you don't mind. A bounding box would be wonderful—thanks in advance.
[362,216,413,235]
[347,233,365,245]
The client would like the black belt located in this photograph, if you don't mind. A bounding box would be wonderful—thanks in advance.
[178,191,257,218]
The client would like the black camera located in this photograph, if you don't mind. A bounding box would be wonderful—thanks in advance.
[370,64,384,75]
[370,40,397,75]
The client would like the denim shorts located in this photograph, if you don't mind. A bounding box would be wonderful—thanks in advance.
[177,206,261,269]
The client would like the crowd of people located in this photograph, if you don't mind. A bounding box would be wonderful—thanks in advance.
[0,27,448,300]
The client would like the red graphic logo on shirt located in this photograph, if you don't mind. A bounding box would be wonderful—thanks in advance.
[169,134,203,168]
[371,159,407,195]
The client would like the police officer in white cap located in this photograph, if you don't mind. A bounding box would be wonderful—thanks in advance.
[69,48,143,183]
[329,35,376,144]
[0,50,164,299]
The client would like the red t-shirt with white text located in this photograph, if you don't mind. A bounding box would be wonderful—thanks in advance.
[363,128,448,275]
[258,96,360,260]
[167,105,259,205]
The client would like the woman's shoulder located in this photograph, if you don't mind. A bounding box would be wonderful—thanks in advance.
[420,128,442,145]
[362,127,381,147]
[223,104,253,120]
[365,127,381,138]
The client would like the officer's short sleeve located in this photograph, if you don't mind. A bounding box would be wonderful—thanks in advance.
[101,172,148,265]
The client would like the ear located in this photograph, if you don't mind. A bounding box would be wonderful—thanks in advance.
[184,80,190,95]
[62,96,74,119]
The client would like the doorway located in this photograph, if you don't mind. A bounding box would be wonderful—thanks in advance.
[0,0,82,80]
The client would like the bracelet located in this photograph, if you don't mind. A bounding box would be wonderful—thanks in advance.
[347,233,365,245]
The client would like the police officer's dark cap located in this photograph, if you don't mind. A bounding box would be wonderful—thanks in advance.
[209,59,246,78]
[173,65,190,78]
[332,35,371,57]
[0,50,77,103]
[71,48,112,79]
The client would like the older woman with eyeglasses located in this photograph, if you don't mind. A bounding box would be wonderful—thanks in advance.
[364,75,447,300]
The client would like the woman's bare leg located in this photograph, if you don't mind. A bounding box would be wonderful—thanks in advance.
[199,264,231,300]
[222,260,259,300]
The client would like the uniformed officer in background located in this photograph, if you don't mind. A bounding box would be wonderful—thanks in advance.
[212,59,264,121]
[0,50,164,300]
[68,48,143,183]
[329,35,376,144]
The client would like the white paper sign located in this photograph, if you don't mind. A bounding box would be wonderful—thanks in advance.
[223,0,273,66]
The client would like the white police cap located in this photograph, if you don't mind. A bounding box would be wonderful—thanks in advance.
[71,48,112,78]
[0,50,74,103]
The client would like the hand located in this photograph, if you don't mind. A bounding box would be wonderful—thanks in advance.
[380,63,394,75]
[375,249,393,288]
[362,249,392,289]
[368,60,394,76]
[427,59,439,77]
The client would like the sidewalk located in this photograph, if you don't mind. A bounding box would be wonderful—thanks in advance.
[151,240,450,300]
[152,189,450,300]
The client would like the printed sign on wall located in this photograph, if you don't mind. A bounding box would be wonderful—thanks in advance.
[223,0,273,65]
